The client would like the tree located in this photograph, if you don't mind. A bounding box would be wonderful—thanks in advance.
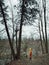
[15,25,19,52]
[38,10,45,54]
[42,0,48,53]
[8,0,15,60]
[0,0,15,60]
[17,0,39,59]
[38,22,44,54]
[16,0,24,59]
[39,10,45,42]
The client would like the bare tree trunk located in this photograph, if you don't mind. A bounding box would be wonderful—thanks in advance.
[40,14,45,42]
[38,22,44,54]
[11,23,14,60]
[12,19,14,46]
[39,9,45,42]
[17,0,24,59]
[9,0,15,59]
[0,3,15,60]
[9,0,14,49]
[42,0,48,53]
[16,26,18,51]
[39,11,45,53]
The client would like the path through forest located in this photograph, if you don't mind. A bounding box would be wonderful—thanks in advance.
[7,54,49,65]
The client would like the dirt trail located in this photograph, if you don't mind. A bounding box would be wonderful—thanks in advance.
[7,54,49,65]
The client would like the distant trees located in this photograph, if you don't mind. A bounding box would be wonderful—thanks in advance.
[38,0,48,53]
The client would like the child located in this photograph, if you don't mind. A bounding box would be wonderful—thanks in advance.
[29,48,32,60]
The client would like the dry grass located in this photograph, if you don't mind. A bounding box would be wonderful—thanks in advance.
[7,54,49,65]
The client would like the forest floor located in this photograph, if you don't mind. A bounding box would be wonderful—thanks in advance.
[7,53,49,65]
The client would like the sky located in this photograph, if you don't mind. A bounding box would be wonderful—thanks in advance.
[0,0,49,40]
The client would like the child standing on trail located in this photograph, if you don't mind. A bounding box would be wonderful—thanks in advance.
[29,48,32,60]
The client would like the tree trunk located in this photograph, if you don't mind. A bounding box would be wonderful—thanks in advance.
[39,11,45,53]
[43,0,48,53]
[9,0,15,59]
[17,0,24,59]
[11,23,14,60]
[40,14,45,42]
[16,26,18,51]
[38,22,44,54]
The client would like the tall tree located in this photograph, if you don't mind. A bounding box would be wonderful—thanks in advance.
[39,10,45,54]
[17,0,24,59]
[38,22,44,54]
[17,0,39,59]
[42,0,48,53]
[39,10,45,42]
[0,0,15,60]
[9,0,15,60]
